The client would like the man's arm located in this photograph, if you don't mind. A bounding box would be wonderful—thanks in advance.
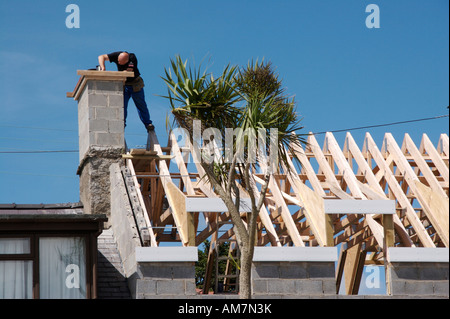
[98,54,109,71]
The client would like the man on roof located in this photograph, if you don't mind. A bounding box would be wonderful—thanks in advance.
[98,51,154,132]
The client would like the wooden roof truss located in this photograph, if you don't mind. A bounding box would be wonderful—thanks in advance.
[123,131,449,294]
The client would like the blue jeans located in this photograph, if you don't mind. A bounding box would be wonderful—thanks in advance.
[123,85,152,128]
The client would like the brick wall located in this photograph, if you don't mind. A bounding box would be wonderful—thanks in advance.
[97,229,131,299]
[390,262,449,298]
[76,77,125,217]
[77,80,124,162]
[252,261,336,298]
[135,262,197,299]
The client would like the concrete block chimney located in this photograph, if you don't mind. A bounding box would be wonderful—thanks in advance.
[67,70,132,217]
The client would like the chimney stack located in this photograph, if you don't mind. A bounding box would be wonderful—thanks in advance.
[67,70,132,217]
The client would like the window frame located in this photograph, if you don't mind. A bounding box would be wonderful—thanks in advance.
[0,214,106,299]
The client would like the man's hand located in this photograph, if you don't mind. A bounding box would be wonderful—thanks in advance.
[98,54,109,71]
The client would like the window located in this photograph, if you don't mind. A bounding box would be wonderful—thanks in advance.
[39,237,86,299]
[0,238,33,299]
[0,236,89,299]
[0,212,106,299]
[0,238,30,254]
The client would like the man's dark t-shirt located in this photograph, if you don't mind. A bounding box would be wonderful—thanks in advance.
[107,51,141,83]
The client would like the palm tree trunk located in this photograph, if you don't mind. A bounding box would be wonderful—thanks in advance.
[239,244,254,299]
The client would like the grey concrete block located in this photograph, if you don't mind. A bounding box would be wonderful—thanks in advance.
[116,108,124,121]
[95,132,124,146]
[136,279,156,295]
[295,280,323,295]
[404,280,434,296]
[172,264,195,279]
[252,263,280,279]
[88,93,108,107]
[267,279,295,294]
[109,120,125,134]
[279,263,308,279]
[185,280,197,296]
[252,280,268,294]
[433,281,450,297]
[391,263,420,280]
[139,264,173,279]
[157,280,185,295]
[109,94,124,108]
[307,263,335,279]
[322,279,337,294]
[89,119,109,132]
[96,107,118,121]
[419,264,449,280]
[391,280,406,295]
[94,81,122,94]
[78,86,88,106]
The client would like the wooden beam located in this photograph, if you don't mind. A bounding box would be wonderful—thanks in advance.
[130,149,157,156]
[307,134,352,199]
[267,176,305,247]
[126,159,157,247]
[290,135,327,197]
[148,131,193,246]
[364,133,435,248]
[343,243,367,295]
[325,214,335,247]
[170,132,196,196]
[438,134,449,157]
[383,214,395,248]
[247,178,282,247]
[384,133,448,247]
[283,142,328,246]
[122,154,174,160]
[324,133,386,249]
[403,134,448,198]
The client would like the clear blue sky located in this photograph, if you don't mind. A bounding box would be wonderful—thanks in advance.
[0,0,448,205]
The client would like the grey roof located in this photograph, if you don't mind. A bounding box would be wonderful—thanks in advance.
[0,202,84,215]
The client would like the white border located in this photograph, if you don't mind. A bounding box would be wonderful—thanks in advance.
[135,247,198,262]
[324,200,395,214]
[252,247,338,262]
[185,197,252,212]
[389,247,449,262]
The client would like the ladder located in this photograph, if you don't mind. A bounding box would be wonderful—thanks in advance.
[215,217,240,294]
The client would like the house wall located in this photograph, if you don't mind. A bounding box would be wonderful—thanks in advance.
[110,163,198,299]
[388,248,449,298]
[109,162,142,297]
[135,262,197,299]
[251,247,337,298]
[390,262,449,298]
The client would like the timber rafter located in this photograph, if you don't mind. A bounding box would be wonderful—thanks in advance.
[122,131,449,294]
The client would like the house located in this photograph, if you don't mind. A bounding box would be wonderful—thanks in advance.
[1,70,447,299]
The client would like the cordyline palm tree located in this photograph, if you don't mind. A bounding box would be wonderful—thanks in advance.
[161,55,307,299]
